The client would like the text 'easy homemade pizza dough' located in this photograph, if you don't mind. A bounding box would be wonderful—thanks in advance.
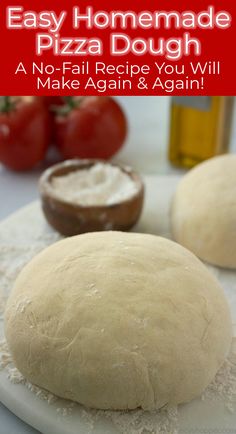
[171,154,236,269]
[4,232,232,410]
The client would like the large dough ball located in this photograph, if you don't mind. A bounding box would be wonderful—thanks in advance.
[171,155,236,269]
[5,232,232,410]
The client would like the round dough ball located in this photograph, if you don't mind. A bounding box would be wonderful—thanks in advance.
[171,155,236,269]
[5,232,232,410]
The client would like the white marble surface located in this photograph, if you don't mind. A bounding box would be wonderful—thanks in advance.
[0,96,236,434]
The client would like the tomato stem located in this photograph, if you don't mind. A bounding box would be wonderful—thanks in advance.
[63,96,77,108]
[0,96,14,113]
[51,96,83,116]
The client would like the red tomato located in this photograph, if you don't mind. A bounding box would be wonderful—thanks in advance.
[54,97,127,160]
[39,96,64,109]
[39,96,64,143]
[0,97,51,171]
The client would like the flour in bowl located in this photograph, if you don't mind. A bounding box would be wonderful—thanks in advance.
[49,163,139,206]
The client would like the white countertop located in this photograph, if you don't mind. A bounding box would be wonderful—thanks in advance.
[0,96,236,434]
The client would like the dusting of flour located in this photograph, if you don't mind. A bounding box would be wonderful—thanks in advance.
[1,339,236,434]
[48,162,139,206]
[0,341,179,433]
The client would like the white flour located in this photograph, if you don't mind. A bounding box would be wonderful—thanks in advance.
[49,163,139,206]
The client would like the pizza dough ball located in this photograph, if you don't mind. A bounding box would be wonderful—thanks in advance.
[5,232,232,410]
[171,155,236,269]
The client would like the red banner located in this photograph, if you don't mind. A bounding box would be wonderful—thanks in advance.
[0,0,235,95]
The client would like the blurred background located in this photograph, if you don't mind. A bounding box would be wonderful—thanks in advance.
[0,96,236,219]
[0,95,236,432]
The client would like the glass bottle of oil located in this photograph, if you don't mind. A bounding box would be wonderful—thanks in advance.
[168,96,234,168]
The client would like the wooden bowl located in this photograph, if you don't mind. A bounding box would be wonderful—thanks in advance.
[39,159,144,236]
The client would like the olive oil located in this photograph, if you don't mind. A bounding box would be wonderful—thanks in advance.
[168,96,234,168]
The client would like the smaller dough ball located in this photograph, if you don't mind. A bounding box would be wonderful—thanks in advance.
[171,155,236,269]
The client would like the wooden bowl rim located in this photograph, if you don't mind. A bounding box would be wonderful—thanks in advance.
[39,159,144,212]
